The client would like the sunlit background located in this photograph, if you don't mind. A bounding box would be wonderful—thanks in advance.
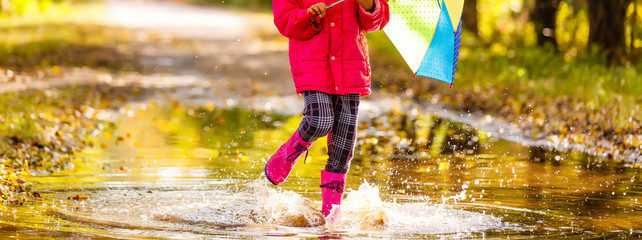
[0,0,640,239]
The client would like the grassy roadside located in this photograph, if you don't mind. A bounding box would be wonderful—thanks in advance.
[0,87,117,206]
[368,31,642,161]
[0,2,125,206]
[0,2,134,73]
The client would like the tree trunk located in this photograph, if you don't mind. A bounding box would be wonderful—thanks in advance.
[462,0,478,36]
[533,0,559,49]
[587,0,629,64]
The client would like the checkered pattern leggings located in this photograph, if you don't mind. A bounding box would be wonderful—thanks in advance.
[297,91,360,174]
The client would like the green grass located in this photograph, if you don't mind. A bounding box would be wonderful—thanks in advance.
[0,88,92,154]
[0,86,118,203]
[0,93,52,152]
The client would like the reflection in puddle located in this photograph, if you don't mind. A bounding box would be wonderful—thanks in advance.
[2,100,641,239]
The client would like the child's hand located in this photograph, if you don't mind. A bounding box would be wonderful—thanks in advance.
[307,3,327,22]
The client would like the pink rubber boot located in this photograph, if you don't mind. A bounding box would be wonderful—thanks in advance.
[265,130,312,185]
[320,170,347,222]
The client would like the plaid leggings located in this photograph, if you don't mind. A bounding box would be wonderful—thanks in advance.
[298,91,360,174]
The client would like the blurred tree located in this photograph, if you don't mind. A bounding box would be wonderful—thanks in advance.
[463,0,479,36]
[587,0,630,64]
[629,0,640,59]
[533,0,559,49]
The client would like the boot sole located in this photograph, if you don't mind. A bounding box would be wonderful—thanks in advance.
[264,165,279,185]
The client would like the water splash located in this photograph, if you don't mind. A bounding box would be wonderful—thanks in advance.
[332,181,507,235]
[54,180,511,238]
[154,180,325,227]
[440,183,468,206]
[244,180,325,227]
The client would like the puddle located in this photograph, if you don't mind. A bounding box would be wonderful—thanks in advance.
[1,90,640,239]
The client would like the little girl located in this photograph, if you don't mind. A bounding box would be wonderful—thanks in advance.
[265,0,389,220]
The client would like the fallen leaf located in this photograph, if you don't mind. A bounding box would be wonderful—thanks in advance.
[71,195,89,201]
[115,136,125,145]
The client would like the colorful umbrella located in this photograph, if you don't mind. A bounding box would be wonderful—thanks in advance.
[384,0,464,87]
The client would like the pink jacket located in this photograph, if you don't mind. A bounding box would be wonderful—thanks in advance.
[273,0,390,96]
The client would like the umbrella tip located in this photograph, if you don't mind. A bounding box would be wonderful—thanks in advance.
[449,83,453,88]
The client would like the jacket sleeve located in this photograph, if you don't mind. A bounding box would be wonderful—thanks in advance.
[273,0,322,40]
[357,0,390,32]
